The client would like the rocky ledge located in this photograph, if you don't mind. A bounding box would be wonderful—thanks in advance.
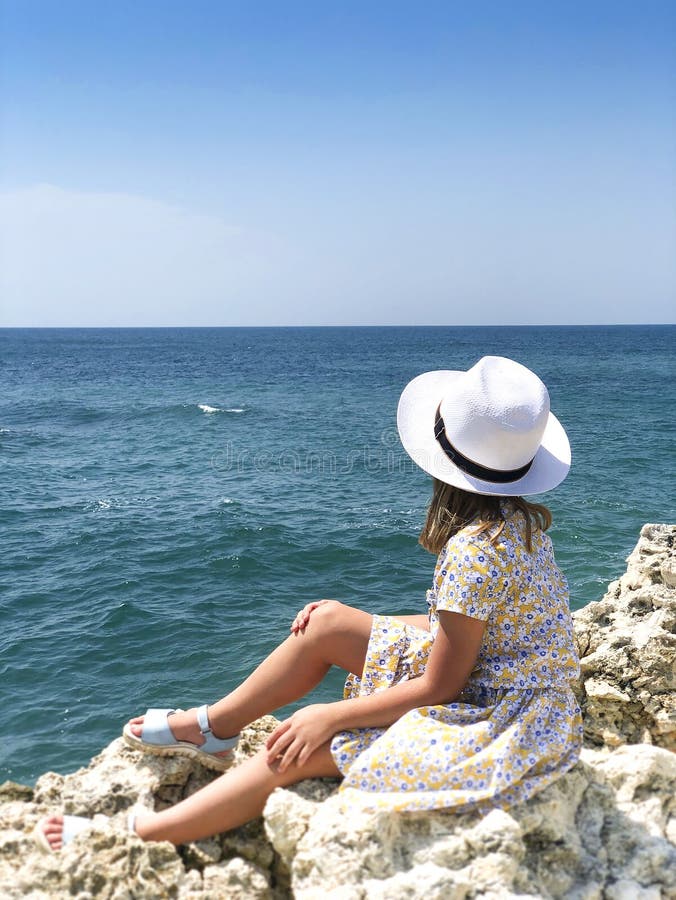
[1,525,674,899]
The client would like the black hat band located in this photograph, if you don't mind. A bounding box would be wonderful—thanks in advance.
[434,406,534,484]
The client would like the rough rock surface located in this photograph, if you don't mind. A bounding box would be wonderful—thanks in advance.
[573,523,676,752]
[1,525,674,898]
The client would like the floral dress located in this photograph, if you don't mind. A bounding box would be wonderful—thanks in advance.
[330,505,583,813]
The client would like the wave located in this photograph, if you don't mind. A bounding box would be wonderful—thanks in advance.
[82,496,159,512]
[1,401,249,426]
[3,400,111,426]
[198,404,246,414]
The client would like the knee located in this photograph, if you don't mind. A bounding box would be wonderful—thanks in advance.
[306,599,347,638]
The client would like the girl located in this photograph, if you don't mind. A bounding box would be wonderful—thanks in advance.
[37,355,582,851]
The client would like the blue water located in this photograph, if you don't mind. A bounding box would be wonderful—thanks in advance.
[1,326,674,785]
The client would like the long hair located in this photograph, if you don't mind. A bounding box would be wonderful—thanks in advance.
[419,478,552,555]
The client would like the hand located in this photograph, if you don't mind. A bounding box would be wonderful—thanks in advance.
[266,704,337,772]
[290,599,332,634]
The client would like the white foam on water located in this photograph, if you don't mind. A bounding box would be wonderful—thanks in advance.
[84,495,159,512]
[198,404,245,414]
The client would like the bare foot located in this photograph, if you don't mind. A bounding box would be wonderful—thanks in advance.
[35,814,95,852]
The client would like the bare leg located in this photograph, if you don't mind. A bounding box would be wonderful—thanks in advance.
[135,742,340,844]
[128,601,373,744]
[39,742,341,849]
[39,604,372,852]
[392,614,429,631]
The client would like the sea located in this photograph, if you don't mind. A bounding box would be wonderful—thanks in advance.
[1,325,674,786]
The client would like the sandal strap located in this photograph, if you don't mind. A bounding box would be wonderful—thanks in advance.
[196,703,239,754]
[141,708,179,746]
[61,814,94,846]
[196,704,212,736]
[202,731,239,753]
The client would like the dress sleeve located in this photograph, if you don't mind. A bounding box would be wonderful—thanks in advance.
[435,533,505,622]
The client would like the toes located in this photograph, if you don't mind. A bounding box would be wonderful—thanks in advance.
[127,716,145,736]
[38,816,64,851]
[44,835,62,850]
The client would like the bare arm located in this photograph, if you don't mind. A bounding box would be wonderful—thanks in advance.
[268,610,485,769]
[328,610,484,730]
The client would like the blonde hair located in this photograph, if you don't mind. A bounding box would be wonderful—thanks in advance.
[419,478,552,555]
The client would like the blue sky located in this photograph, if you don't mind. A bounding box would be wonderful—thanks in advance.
[1,1,674,326]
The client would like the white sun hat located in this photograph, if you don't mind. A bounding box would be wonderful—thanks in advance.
[396,356,571,496]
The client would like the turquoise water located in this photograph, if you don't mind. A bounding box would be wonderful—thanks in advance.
[1,325,674,785]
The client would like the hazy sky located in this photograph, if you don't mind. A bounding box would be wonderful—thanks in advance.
[1,1,675,326]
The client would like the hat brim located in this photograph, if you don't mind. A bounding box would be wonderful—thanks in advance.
[396,370,571,496]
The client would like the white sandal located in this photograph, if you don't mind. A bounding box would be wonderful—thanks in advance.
[122,705,239,772]
[33,809,139,853]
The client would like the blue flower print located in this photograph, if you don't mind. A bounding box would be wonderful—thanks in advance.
[329,504,582,814]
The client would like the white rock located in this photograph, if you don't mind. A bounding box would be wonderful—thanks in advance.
[661,555,676,589]
[573,524,676,752]
[604,879,661,900]
[1,528,675,898]
[584,679,631,702]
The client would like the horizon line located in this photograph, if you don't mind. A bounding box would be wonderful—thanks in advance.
[1,322,674,330]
